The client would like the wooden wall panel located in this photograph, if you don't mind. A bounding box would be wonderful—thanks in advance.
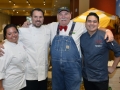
[0,13,11,32]
[70,0,79,19]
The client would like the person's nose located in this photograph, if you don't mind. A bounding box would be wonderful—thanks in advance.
[37,17,40,20]
[61,15,65,18]
[90,21,94,24]
[12,33,16,37]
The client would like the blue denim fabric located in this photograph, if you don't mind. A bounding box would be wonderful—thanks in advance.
[51,35,82,90]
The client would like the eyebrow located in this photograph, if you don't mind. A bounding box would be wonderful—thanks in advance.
[87,20,98,22]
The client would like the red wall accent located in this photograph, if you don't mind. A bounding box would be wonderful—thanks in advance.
[90,0,116,15]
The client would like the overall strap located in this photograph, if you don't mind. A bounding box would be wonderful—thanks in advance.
[56,24,60,35]
[69,22,76,36]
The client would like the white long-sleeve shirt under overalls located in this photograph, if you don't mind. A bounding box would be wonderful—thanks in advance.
[49,20,87,90]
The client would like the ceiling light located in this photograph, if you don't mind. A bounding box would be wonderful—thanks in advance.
[9,0,11,3]
[43,0,46,4]
[9,0,16,6]
[26,0,28,3]
[26,0,31,6]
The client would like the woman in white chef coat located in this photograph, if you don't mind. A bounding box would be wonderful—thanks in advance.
[0,24,27,90]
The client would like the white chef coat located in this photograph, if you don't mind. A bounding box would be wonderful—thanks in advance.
[19,24,50,81]
[0,40,27,90]
[47,20,87,57]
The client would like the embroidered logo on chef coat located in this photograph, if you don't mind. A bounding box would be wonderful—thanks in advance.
[95,40,103,47]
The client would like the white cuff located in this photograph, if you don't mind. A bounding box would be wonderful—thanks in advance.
[0,73,5,79]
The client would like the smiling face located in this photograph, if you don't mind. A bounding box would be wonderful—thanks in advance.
[85,15,99,35]
[31,10,44,28]
[57,11,71,26]
[5,27,19,44]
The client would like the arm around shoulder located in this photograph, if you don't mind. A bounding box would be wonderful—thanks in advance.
[0,80,4,90]
[99,27,114,42]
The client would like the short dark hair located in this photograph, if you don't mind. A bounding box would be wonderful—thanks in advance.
[86,12,99,22]
[30,8,44,17]
[3,24,18,40]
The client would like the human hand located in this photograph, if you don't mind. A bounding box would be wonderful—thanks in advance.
[104,29,114,42]
[0,87,4,90]
[22,20,31,27]
[0,43,4,56]
[108,66,115,74]
[0,88,4,90]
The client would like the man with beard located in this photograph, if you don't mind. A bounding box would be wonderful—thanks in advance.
[18,8,50,90]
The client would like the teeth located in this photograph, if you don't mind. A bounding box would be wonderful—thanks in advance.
[89,26,94,28]
[61,19,66,21]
